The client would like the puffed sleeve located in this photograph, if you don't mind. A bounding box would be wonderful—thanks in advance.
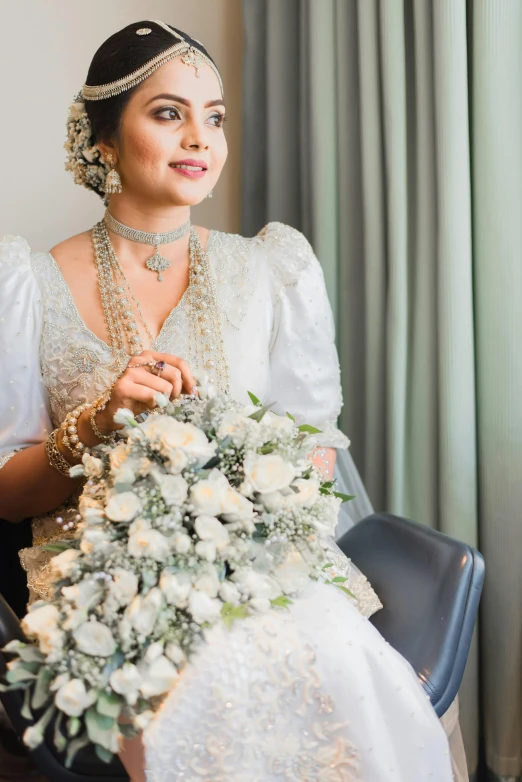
[260,222,350,449]
[0,236,52,469]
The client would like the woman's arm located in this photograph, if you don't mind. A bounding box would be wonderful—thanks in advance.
[312,446,337,480]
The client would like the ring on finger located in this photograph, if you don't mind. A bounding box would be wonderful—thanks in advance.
[153,360,166,378]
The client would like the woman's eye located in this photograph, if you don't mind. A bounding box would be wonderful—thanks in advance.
[155,107,181,121]
[208,112,227,128]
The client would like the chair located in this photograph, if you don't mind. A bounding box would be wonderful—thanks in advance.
[0,511,484,780]
[337,512,485,717]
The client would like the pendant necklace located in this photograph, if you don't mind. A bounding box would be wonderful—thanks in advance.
[104,209,190,281]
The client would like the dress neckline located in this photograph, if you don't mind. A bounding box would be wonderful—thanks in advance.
[46,229,216,357]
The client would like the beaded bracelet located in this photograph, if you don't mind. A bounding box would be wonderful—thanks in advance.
[89,390,116,444]
[46,429,74,476]
[61,401,92,459]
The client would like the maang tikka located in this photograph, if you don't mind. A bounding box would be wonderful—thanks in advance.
[104,154,123,195]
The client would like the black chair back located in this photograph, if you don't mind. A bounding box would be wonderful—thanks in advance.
[337,512,485,717]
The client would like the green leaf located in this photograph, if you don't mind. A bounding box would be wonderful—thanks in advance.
[221,602,250,630]
[286,411,295,422]
[96,690,122,720]
[21,685,33,721]
[258,445,275,455]
[247,391,262,406]
[67,717,81,738]
[40,542,70,553]
[0,681,32,693]
[17,646,45,664]
[31,666,53,711]
[6,666,37,684]
[270,596,292,610]
[334,584,356,599]
[321,562,334,570]
[95,744,114,764]
[119,722,138,739]
[65,733,90,768]
[333,491,355,503]
[298,424,322,434]
[248,403,273,423]
[331,576,348,583]
[321,481,334,489]
[53,711,67,754]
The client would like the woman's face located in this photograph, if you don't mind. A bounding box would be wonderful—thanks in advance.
[106,56,227,207]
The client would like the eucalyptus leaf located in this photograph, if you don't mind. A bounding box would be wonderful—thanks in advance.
[96,690,122,719]
[86,707,117,752]
[40,542,70,553]
[65,733,90,768]
[67,717,81,738]
[20,685,33,721]
[95,744,115,764]
[6,666,37,684]
[53,711,67,754]
[31,666,53,711]
[17,646,45,664]
[119,722,138,739]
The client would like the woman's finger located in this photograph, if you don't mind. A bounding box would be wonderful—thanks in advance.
[129,369,174,400]
[138,351,196,394]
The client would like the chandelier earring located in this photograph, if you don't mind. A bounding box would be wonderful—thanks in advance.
[104,153,123,195]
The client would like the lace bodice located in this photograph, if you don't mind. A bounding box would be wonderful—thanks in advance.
[0,222,349,467]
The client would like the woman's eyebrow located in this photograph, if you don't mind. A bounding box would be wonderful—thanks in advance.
[145,92,225,108]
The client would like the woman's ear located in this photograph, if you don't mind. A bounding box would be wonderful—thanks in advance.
[98,140,117,165]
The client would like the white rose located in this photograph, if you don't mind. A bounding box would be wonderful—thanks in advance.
[110,568,139,607]
[141,417,216,465]
[261,411,295,436]
[188,590,222,625]
[109,443,137,484]
[49,548,81,579]
[128,517,151,535]
[154,473,188,507]
[55,678,95,717]
[133,710,155,731]
[80,529,111,555]
[218,580,241,605]
[221,489,255,523]
[61,579,101,608]
[106,491,142,522]
[231,568,279,600]
[288,478,320,508]
[259,491,284,512]
[194,515,229,548]
[81,453,104,478]
[216,411,258,447]
[195,540,217,562]
[128,529,170,561]
[172,531,192,554]
[50,673,70,693]
[159,570,192,607]
[244,452,295,493]
[127,588,162,636]
[144,641,164,663]
[62,606,87,632]
[73,621,116,657]
[139,656,178,698]
[165,642,185,665]
[110,663,142,705]
[166,447,189,474]
[190,469,230,515]
[21,604,59,638]
[194,567,220,598]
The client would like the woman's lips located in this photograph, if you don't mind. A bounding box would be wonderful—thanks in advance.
[169,161,207,179]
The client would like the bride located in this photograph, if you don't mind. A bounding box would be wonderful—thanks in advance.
[0,20,457,781]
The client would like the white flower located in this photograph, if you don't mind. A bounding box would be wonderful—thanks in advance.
[249,597,271,612]
[261,411,295,436]
[113,408,136,426]
[165,642,185,665]
[244,452,295,493]
[109,443,137,484]
[21,604,59,638]
[73,621,116,657]
[23,725,44,750]
[141,417,217,465]
[194,566,220,597]
[110,663,142,705]
[194,515,229,548]
[154,473,188,507]
[144,641,164,663]
[106,491,142,522]
[81,453,104,478]
[159,571,192,607]
[50,673,70,693]
[139,656,178,698]
[231,568,279,600]
[80,529,111,555]
[195,540,217,562]
[128,517,151,535]
[259,491,284,512]
[49,548,81,579]
[133,710,155,731]
[218,580,241,605]
[128,529,170,561]
[188,590,222,624]
[61,579,101,608]
[190,469,230,516]
[172,531,192,554]
[287,478,320,508]
[109,568,139,607]
[221,489,255,524]
[127,588,162,636]
[55,678,95,717]
[166,448,189,474]
[216,411,259,447]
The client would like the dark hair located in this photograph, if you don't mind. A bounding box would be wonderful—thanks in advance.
[85,21,217,144]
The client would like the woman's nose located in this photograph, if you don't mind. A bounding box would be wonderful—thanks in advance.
[182,121,209,150]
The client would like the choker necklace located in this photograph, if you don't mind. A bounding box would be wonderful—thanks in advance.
[104,209,191,281]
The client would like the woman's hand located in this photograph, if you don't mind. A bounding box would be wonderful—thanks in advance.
[78,350,196,442]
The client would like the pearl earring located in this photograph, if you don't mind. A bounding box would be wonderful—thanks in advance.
[206,190,213,199]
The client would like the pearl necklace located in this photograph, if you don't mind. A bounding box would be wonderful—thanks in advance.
[104,209,190,281]
[91,221,230,394]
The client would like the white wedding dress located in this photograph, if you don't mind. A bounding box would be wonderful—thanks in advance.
[0,224,454,781]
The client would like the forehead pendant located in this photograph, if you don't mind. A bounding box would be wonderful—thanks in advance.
[180,47,205,78]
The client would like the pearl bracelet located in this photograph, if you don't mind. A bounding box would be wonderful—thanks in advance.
[61,401,92,459]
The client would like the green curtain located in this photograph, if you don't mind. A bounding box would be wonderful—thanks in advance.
[241,1,522,779]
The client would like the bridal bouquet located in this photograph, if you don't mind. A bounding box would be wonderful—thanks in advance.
[1,390,351,765]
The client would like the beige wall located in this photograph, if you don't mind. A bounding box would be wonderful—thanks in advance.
[0,0,243,250]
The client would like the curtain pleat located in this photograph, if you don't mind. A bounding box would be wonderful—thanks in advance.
[241,1,522,777]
